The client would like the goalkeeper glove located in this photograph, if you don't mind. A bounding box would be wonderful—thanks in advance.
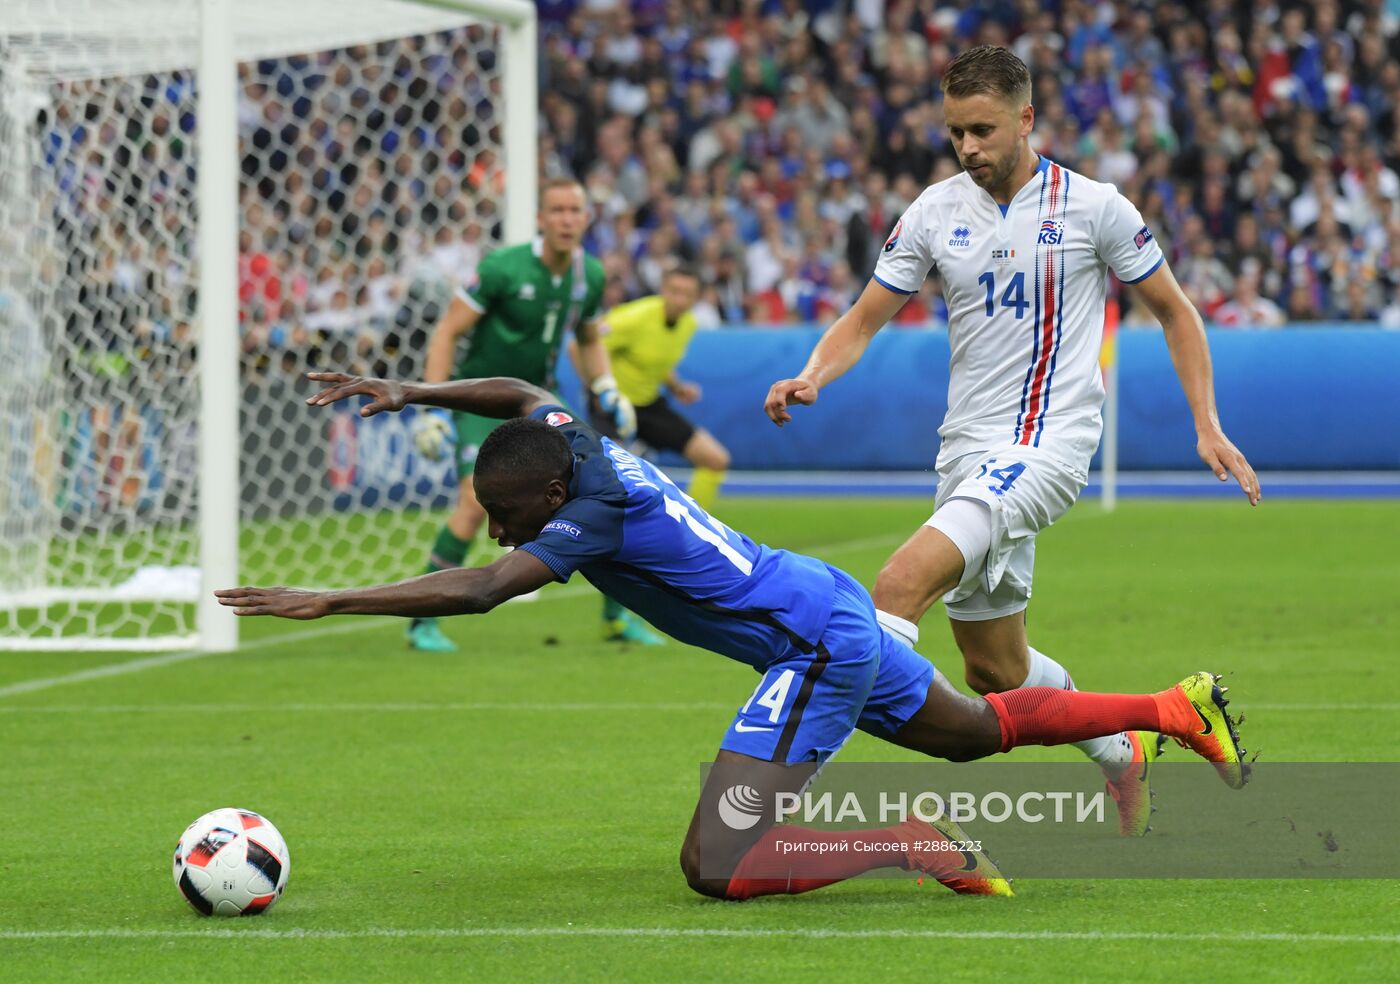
[413,409,454,461]
[590,374,637,442]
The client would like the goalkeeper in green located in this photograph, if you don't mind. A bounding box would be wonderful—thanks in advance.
[409,178,658,650]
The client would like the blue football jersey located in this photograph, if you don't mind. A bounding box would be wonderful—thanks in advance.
[518,406,838,669]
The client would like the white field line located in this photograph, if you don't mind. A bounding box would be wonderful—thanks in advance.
[0,700,1396,715]
[0,619,395,699]
[0,926,1393,945]
[0,701,735,714]
[0,532,902,701]
[1247,703,1400,712]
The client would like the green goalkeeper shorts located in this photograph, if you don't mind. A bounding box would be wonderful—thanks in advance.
[452,392,572,478]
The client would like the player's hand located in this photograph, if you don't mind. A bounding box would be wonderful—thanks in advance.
[1197,428,1261,506]
[305,372,407,417]
[671,380,702,405]
[214,586,331,620]
[591,375,638,441]
[764,378,818,426]
[412,410,454,461]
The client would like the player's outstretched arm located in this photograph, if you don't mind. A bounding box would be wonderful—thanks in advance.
[215,551,556,620]
[1130,264,1261,505]
[764,279,908,425]
[305,372,555,420]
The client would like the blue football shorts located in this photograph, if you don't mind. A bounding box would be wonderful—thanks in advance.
[720,565,936,764]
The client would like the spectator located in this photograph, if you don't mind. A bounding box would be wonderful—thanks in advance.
[1175,217,1236,317]
[1215,260,1286,328]
[36,2,1400,375]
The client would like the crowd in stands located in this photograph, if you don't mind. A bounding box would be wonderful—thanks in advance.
[537,0,1400,328]
[17,0,1400,528]
[35,29,505,382]
[35,0,1400,387]
[232,28,503,370]
[22,2,1395,518]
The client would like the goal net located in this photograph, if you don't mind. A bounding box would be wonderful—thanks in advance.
[0,0,536,650]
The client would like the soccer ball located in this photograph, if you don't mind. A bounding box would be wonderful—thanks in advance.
[172,808,291,916]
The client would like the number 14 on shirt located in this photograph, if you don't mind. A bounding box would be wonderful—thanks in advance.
[978,271,1029,319]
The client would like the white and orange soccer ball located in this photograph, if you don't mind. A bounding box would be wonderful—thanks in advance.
[172,808,291,916]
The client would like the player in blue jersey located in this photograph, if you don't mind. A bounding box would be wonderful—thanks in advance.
[218,372,1248,901]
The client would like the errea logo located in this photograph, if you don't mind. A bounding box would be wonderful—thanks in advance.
[948,225,971,247]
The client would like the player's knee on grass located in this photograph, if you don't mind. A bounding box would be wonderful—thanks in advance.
[678,835,735,899]
[679,821,767,899]
[681,755,810,900]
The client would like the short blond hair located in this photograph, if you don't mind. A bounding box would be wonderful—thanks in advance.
[941,45,1032,106]
[539,177,585,204]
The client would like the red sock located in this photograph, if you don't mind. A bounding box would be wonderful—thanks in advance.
[725,823,919,900]
[984,686,1191,753]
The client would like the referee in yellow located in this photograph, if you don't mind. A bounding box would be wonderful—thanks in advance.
[581,266,730,513]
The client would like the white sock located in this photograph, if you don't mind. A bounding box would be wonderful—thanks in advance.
[1023,647,1135,774]
[876,610,919,648]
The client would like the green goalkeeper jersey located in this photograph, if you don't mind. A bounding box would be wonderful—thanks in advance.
[454,238,606,388]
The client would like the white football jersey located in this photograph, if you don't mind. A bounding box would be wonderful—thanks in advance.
[874,156,1164,473]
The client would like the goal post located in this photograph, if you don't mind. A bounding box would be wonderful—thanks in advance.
[197,0,239,652]
[0,0,537,651]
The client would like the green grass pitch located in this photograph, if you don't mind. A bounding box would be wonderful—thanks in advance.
[1,497,1397,982]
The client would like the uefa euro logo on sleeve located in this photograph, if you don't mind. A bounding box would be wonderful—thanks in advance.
[1133,225,1154,249]
[882,219,903,254]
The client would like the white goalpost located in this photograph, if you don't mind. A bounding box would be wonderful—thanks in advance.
[0,0,537,651]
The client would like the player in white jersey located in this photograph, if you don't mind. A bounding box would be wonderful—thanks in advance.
[764,46,1260,837]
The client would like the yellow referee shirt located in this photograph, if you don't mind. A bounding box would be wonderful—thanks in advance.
[600,295,698,406]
